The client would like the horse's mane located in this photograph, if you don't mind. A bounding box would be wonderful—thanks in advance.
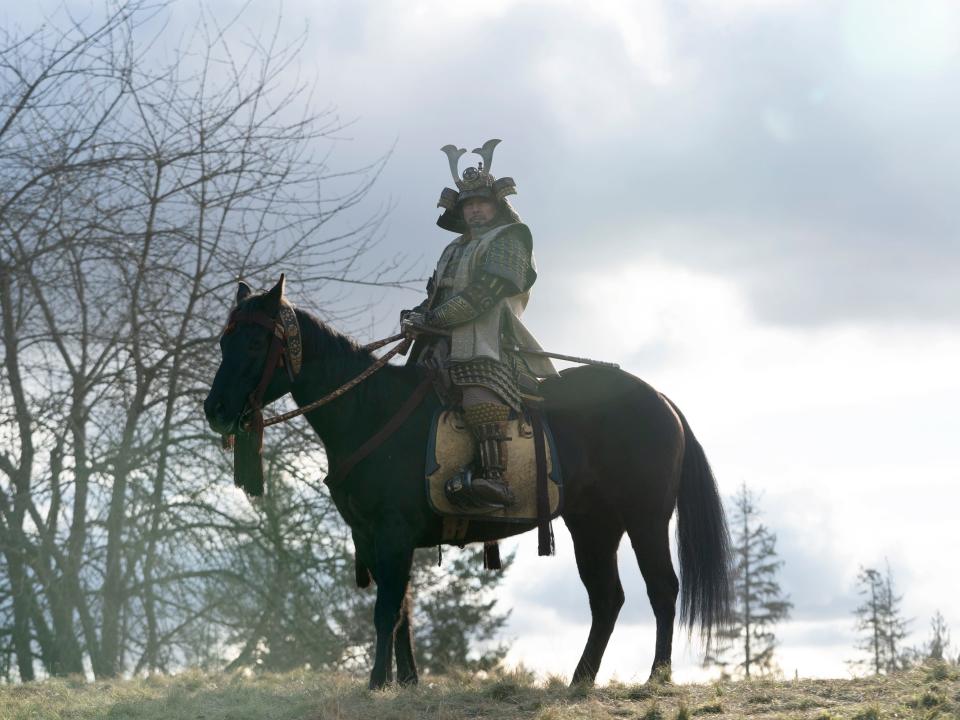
[294,306,375,376]
[236,292,416,398]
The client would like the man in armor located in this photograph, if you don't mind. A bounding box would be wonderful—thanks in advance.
[402,139,557,510]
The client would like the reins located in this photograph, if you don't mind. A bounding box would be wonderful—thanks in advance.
[259,331,409,428]
[223,307,426,493]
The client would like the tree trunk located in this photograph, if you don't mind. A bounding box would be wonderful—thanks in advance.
[742,499,751,679]
[6,551,35,681]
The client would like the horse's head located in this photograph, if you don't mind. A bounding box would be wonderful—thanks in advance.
[204,276,294,435]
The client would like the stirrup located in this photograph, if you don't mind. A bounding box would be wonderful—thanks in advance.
[444,466,513,512]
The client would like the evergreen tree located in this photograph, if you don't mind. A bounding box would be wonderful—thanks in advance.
[411,546,513,674]
[704,483,792,678]
[922,611,950,662]
[880,565,909,671]
[852,568,885,675]
[851,563,910,674]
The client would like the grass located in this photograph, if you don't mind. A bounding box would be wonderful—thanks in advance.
[0,662,957,720]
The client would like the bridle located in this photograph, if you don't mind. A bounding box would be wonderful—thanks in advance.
[220,299,430,491]
[221,304,302,429]
[222,301,411,432]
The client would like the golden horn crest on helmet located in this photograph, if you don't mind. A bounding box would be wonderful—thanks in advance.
[441,144,467,184]
[472,139,500,175]
[437,139,512,212]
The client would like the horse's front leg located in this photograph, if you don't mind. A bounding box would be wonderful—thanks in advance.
[369,518,415,690]
[394,587,418,685]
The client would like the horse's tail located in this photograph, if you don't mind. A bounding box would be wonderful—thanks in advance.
[661,395,731,647]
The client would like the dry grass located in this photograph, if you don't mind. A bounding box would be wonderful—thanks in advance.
[0,662,957,720]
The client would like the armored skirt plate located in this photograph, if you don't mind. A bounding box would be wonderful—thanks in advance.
[424,408,563,524]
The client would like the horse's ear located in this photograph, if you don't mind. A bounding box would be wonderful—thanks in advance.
[263,273,285,314]
[236,280,254,305]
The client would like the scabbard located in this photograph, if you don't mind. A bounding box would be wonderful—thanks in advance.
[402,329,620,369]
[511,345,620,369]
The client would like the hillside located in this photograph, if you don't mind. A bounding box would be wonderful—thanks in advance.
[1,663,956,719]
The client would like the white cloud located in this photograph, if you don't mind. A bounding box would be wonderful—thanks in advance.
[841,0,960,77]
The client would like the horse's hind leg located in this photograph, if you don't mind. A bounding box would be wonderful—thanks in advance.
[566,509,625,685]
[626,518,679,682]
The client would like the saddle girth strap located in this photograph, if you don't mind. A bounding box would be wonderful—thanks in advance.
[324,371,437,489]
[483,541,502,570]
[530,410,554,557]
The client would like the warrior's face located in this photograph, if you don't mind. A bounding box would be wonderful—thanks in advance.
[461,197,497,228]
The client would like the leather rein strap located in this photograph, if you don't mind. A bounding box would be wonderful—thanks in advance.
[225,307,425,488]
[324,370,436,489]
[261,334,409,428]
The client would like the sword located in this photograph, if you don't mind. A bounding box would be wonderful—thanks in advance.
[401,317,620,369]
[510,345,620,369]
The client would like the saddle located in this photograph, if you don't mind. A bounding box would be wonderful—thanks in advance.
[424,407,563,544]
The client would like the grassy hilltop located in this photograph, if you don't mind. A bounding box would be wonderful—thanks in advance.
[1,663,957,720]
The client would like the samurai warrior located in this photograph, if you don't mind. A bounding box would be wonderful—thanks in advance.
[402,139,557,510]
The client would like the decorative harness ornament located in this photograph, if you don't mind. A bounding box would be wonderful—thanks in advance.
[221,287,430,494]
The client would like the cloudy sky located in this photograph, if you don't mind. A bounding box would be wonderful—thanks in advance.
[10,0,958,682]
[277,0,960,682]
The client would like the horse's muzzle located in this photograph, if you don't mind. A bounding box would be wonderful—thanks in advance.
[204,394,239,435]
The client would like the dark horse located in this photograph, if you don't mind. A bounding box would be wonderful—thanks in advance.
[204,278,731,689]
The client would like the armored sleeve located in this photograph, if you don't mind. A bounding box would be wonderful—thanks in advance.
[481,226,536,294]
[426,227,536,329]
[425,273,511,328]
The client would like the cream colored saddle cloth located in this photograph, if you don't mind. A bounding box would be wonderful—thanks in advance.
[425,409,562,539]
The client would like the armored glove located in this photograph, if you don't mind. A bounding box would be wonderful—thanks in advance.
[400,310,436,337]
[399,307,420,325]
[398,273,436,330]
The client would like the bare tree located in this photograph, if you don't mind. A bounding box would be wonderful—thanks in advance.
[0,0,409,680]
[0,1,515,683]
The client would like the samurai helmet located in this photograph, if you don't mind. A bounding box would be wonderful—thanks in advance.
[436,139,519,232]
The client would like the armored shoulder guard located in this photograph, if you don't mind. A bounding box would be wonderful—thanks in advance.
[481,224,536,294]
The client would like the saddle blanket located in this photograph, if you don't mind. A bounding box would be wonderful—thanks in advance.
[424,408,563,532]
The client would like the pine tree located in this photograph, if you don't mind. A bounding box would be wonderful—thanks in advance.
[853,568,885,675]
[924,611,950,662]
[851,563,910,674]
[704,483,792,678]
[880,565,909,671]
[410,546,513,674]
